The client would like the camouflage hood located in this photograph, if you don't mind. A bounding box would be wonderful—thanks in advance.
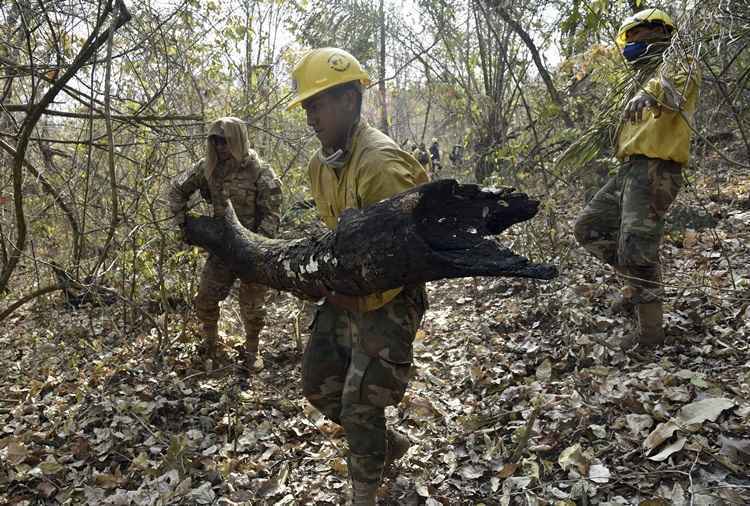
[205,117,250,181]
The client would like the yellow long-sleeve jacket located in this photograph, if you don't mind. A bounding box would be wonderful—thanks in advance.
[308,121,428,312]
[616,57,702,165]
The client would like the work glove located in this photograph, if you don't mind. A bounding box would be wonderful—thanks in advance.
[623,92,661,123]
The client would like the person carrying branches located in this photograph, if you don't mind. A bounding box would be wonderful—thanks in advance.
[167,117,282,367]
[572,9,702,349]
[287,47,428,504]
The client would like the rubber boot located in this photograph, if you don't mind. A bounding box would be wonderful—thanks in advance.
[350,481,378,506]
[384,429,410,471]
[621,302,665,349]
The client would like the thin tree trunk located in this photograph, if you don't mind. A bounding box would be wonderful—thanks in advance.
[91,0,121,277]
[484,1,574,128]
[420,64,433,143]
[378,0,390,134]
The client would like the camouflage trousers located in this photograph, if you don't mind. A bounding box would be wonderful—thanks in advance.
[574,156,683,303]
[302,285,427,485]
[194,255,268,340]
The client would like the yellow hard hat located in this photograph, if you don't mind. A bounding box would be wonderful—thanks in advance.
[287,47,371,110]
[616,8,675,47]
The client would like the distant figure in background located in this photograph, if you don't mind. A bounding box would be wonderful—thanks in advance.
[449,144,464,167]
[573,9,701,349]
[168,117,282,367]
[429,137,441,176]
[413,142,432,177]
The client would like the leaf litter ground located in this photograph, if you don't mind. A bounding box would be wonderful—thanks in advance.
[1,170,749,505]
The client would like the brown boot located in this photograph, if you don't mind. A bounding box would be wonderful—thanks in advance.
[384,429,410,471]
[611,294,635,316]
[612,266,636,315]
[350,481,378,506]
[621,302,665,349]
[242,334,263,370]
[199,323,219,356]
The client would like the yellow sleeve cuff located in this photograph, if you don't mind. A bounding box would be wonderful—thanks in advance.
[354,287,403,313]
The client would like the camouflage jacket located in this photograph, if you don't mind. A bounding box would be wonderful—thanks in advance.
[168,152,282,238]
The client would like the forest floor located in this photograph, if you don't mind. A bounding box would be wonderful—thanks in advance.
[1,160,749,505]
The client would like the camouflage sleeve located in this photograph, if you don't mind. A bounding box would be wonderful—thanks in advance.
[255,165,283,238]
[167,160,208,226]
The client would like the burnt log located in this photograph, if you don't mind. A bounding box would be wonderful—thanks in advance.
[184,179,557,298]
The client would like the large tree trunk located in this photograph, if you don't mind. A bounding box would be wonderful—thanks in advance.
[184,179,557,299]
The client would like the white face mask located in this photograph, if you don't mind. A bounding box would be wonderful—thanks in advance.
[318,148,346,168]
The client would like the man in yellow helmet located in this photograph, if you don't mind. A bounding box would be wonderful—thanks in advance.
[574,9,701,349]
[288,47,428,504]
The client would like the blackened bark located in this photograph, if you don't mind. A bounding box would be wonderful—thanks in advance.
[184,179,557,298]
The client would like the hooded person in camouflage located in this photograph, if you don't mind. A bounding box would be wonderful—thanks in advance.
[288,48,428,505]
[168,117,282,366]
[573,9,701,349]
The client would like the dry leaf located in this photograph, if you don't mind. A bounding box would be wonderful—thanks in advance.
[677,398,735,425]
[626,414,654,436]
[588,463,610,483]
[6,441,29,466]
[535,358,552,381]
[257,462,289,497]
[648,437,687,462]
[683,229,698,248]
[94,472,123,489]
[522,456,539,479]
[39,456,63,475]
[719,436,750,464]
[589,424,607,438]
[189,481,216,504]
[458,464,485,480]
[573,284,595,298]
[644,421,679,452]
[71,438,90,460]
[36,481,57,498]
[558,444,589,474]
[497,463,518,478]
